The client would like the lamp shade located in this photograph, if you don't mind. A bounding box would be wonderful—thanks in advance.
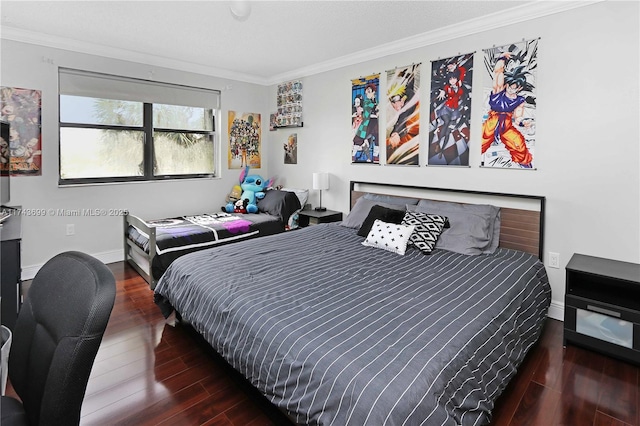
[312,172,329,190]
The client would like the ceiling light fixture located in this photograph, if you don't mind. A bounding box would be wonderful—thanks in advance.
[230,0,251,21]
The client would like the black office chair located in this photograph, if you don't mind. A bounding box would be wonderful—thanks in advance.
[1,251,116,425]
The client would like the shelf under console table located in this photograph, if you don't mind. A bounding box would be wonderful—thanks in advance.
[563,253,640,366]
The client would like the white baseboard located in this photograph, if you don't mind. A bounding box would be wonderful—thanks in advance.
[547,299,564,321]
[21,249,124,281]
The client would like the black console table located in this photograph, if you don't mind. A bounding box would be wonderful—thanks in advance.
[563,253,640,365]
[1,207,22,331]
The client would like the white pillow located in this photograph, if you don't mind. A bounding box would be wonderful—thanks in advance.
[362,219,415,255]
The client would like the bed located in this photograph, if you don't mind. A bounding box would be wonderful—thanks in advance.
[153,181,551,425]
[125,188,306,289]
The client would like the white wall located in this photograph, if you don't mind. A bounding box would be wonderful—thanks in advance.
[1,2,638,318]
[0,40,269,275]
[265,1,640,315]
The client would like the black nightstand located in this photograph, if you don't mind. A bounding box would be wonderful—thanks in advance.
[563,253,640,366]
[298,209,343,227]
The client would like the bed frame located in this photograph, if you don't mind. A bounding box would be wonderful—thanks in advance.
[156,181,549,425]
[123,214,158,288]
[350,181,545,259]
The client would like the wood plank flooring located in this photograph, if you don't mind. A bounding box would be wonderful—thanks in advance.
[6,261,640,425]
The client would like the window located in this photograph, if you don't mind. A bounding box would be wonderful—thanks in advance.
[58,68,219,185]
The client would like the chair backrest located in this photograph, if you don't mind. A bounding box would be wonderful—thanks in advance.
[8,251,116,426]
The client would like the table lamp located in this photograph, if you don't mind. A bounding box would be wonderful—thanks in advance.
[312,172,329,212]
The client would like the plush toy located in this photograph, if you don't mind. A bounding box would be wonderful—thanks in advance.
[232,198,248,214]
[224,166,273,214]
[226,185,243,204]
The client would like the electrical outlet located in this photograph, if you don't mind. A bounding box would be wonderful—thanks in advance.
[66,224,75,236]
[548,252,560,269]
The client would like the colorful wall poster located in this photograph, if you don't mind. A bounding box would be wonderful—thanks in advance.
[284,133,297,164]
[481,39,538,169]
[386,64,421,166]
[428,53,474,166]
[228,111,261,169]
[0,86,42,175]
[351,74,380,164]
[276,80,303,128]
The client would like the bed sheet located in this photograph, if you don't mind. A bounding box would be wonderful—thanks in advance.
[155,223,551,425]
[129,212,284,281]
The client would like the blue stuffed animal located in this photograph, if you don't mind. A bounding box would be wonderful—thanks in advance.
[225,166,273,214]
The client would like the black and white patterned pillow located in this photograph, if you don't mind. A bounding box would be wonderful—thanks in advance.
[362,219,415,255]
[402,211,448,254]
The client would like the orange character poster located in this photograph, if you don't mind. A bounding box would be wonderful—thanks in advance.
[386,64,420,165]
[481,39,538,169]
[228,111,261,169]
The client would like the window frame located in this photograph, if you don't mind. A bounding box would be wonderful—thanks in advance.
[58,69,219,186]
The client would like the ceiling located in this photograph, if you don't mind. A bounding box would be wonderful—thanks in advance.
[0,1,589,85]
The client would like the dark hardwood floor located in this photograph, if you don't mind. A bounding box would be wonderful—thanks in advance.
[7,261,640,425]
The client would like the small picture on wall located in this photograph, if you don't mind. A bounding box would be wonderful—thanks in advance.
[284,133,297,164]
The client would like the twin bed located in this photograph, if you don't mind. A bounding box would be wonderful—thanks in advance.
[151,181,551,425]
[124,188,305,288]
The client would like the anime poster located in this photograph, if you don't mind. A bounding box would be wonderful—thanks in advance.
[269,113,278,131]
[428,53,474,166]
[481,38,538,169]
[386,64,420,165]
[0,87,42,175]
[228,111,261,169]
[351,74,380,163]
[284,133,297,164]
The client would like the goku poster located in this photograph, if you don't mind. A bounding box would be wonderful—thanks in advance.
[386,64,420,165]
[0,87,42,175]
[481,38,538,169]
[351,74,379,163]
[428,54,473,166]
[228,111,261,169]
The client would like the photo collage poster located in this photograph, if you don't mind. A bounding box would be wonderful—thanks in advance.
[386,63,420,166]
[428,53,474,166]
[275,80,303,128]
[227,111,261,169]
[0,86,42,175]
[351,74,380,163]
[481,38,538,169]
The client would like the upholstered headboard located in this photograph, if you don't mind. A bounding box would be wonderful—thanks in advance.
[349,181,545,259]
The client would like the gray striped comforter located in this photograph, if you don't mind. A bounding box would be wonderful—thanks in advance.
[155,223,551,425]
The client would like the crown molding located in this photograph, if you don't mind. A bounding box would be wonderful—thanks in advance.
[1,1,600,87]
[266,1,602,85]
[1,26,270,86]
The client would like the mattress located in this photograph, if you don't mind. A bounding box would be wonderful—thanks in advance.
[128,212,285,281]
[154,223,551,425]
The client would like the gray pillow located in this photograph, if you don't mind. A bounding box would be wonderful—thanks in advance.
[363,193,420,206]
[341,197,405,229]
[414,200,501,255]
